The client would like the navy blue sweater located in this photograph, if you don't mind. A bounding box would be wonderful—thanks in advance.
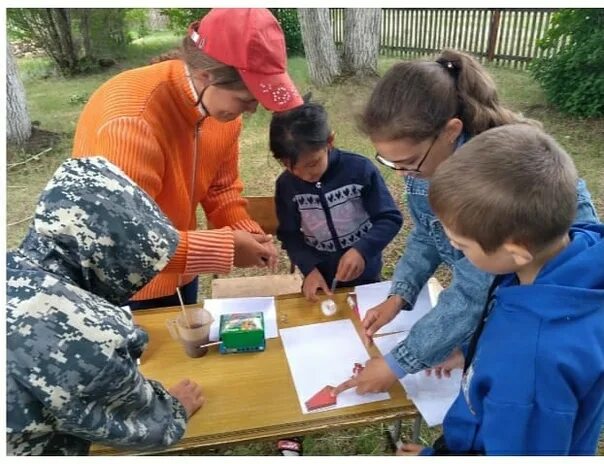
[275,148,403,286]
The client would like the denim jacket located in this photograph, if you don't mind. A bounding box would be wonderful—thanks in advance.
[384,146,601,376]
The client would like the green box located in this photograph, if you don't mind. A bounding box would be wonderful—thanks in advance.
[219,312,266,354]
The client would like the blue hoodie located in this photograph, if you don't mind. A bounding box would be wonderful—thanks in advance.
[424,223,604,455]
[275,148,402,286]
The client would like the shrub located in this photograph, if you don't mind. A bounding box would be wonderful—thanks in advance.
[270,8,304,56]
[160,8,209,33]
[530,9,604,118]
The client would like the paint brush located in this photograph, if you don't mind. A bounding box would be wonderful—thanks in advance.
[330,278,338,294]
[197,340,223,349]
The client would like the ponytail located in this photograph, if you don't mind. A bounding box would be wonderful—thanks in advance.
[358,49,537,141]
[437,49,534,135]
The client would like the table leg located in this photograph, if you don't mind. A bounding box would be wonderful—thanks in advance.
[386,418,403,451]
[411,415,422,442]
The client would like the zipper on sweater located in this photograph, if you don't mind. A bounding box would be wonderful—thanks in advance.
[315,181,343,252]
[178,119,202,289]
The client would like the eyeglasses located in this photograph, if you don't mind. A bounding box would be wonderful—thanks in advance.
[375,136,438,175]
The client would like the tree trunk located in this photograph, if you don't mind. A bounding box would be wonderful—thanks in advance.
[343,8,381,77]
[43,8,79,75]
[7,42,32,146]
[298,8,341,86]
[79,9,93,59]
[148,8,168,31]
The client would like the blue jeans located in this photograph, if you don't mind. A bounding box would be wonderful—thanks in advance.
[127,277,199,310]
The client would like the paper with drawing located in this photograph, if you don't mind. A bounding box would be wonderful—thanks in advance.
[280,319,390,414]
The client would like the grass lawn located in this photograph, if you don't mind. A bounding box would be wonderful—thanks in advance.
[6,31,604,455]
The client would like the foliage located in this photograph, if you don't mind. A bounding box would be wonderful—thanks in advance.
[159,8,209,33]
[125,9,150,40]
[530,9,604,118]
[270,8,304,56]
[159,8,303,56]
[7,8,130,76]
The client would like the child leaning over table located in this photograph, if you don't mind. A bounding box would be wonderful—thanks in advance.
[271,97,403,301]
[396,124,604,455]
[7,157,204,455]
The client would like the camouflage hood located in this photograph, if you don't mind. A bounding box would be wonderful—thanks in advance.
[16,157,178,305]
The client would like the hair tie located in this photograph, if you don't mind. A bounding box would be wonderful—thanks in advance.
[436,58,460,78]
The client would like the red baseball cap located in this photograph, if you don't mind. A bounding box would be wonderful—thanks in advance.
[188,8,304,112]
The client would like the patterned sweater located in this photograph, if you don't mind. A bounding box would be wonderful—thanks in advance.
[275,148,403,286]
[73,60,262,300]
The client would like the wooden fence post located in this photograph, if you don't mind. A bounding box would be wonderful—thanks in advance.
[486,9,501,62]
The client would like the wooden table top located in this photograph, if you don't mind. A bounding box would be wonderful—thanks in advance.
[91,290,417,455]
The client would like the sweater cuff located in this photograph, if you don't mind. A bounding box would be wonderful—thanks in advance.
[384,352,408,379]
[231,218,264,235]
[163,233,187,272]
[184,228,234,275]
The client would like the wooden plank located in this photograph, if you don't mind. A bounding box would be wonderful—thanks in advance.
[487,9,501,62]
[511,9,521,68]
[478,10,488,61]
[397,8,403,57]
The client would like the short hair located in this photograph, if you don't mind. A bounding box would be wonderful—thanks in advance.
[269,96,331,168]
[429,124,578,253]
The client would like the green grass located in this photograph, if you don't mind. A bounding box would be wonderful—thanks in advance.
[6,32,604,455]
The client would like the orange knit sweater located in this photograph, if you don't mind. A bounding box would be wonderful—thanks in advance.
[73,60,262,300]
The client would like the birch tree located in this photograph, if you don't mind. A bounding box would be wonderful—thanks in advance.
[7,42,32,146]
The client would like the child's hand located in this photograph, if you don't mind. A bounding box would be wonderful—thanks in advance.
[335,248,366,282]
[168,378,205,418]
[396,443,425,456]
[361,295,406,347]
[302,268,331,302]
[425,348,464,379]
[332,357,397,395]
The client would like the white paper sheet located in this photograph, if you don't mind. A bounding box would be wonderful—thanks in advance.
[203,297,278,342]
[280,319,390,414]
[355,281,434,335]
[373,333,462,427]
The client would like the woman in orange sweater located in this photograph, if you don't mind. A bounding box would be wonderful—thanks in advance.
[73,9,303,309]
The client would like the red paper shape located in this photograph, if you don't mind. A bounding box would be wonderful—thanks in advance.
[305,385,337,411]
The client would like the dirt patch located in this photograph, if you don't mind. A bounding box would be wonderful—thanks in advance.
[7,126,65,164]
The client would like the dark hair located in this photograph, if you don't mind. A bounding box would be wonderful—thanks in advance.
[151,37,247,91]
[429,124,578,253]
[358,49,534,142]
[269,95,331,167]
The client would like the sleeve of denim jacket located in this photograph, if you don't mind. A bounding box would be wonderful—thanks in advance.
[389,195,443,306]
[275,176,324,276]
[388,257,494,374]
[575,178,600,223]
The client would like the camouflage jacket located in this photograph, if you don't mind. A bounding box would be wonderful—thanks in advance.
[7,157,187,455]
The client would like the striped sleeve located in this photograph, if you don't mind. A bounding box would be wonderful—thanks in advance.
[163,229,235,275]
